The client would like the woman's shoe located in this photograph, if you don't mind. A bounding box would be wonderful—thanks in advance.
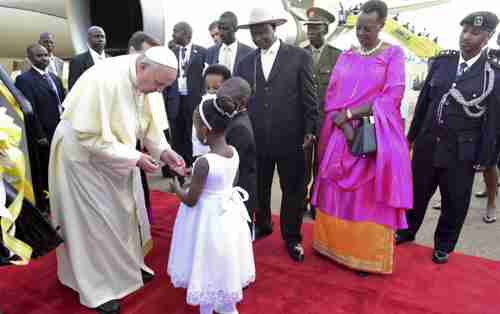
[483,208,497,223]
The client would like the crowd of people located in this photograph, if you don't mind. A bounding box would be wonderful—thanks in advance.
[1,0,500,313]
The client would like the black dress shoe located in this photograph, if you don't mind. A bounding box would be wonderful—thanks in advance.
[287,243,305,263]
[475,190,487,198]
[141,269,154,284]
[395,232,415,245]
[96,299,120,314]
[254,226,273,241]
[432,250,449,264]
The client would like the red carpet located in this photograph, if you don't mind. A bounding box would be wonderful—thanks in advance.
[1,191,499,314]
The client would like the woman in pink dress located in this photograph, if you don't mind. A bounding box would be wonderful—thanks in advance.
[312,0,413,274]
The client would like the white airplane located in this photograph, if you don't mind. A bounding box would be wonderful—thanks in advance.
[0,0,450,59]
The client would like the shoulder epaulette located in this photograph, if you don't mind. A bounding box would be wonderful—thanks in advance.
[488,49,500,69]
[435,49,459,59]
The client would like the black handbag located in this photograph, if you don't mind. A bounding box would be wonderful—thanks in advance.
[350,116,377,156]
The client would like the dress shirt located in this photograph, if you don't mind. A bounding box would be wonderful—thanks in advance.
[178,42,193,95]
[311,43,326,67]
[218,41,238,73]
[48,55,58,76]
[458,50,482,74]
[32,65,63,114]
[89,46,106,64]
[260,39,280,81]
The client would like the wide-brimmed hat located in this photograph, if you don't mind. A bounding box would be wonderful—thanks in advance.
[303,7,336,25]
[238,7,287,29]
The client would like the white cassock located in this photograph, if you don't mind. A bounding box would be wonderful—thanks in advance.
[49,54,171,308]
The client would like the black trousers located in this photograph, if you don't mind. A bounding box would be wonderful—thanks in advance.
[174,96,195,167]
[401,146,475,253]
[256,152,306,244]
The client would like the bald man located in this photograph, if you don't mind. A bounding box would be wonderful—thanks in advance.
[68,26,107,90]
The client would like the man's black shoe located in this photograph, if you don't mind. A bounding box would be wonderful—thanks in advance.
[432,250,449,264]
[287,242,305,263]
[96,299,120,314]
[254,226,272,241]
[395,232,415,245]
[141,269,154,284]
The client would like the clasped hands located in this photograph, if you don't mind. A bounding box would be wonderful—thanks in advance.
[332,110,355,145]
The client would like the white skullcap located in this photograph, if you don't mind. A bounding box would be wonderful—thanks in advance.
[144,46,178,70]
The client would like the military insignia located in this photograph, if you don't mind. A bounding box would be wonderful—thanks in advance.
[435,49,458,59]
[474,15,483,27]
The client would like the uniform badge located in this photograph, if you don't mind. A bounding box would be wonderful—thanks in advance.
[474,15,483,27]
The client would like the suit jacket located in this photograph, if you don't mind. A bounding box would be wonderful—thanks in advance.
[207,42,254,73]
[174,44,207,114]
[408,50,500,168]
[15,68,66,141]
[234,41,319,157]
[304,43,341,127]
[162,79,180,123]
[225,112,258,210]
[68,50,110,90]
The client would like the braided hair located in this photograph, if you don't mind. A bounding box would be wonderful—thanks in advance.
[196,96,237,132]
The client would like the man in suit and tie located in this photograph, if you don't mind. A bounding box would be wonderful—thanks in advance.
[301,7,342,219]
[207,11,254,74]
[396,12,500,264]
[235,8,319,262]
[171,21,208,166]
[39,32,65,79]
[15,44,65,197]
[68,26,107,90]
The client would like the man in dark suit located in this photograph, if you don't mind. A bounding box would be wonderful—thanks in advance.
[301,7,342,219]
[15,44,65,196]
[217,77,258,228]
[207,11,254,74]
[397,12,500,264]
[235,8,319,262]
[172,21,207,166]
[68,26,106,90]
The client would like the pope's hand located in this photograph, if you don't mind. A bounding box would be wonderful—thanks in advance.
[137,153,160,172]
[161,149,187,176]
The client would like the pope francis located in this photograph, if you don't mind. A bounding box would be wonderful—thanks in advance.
[48,46,184,314]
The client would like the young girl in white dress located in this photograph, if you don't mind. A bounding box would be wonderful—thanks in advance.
[168,96,255,314]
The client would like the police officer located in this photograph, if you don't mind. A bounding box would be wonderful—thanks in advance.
[301,7,342,219]
[396,12,500,264]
